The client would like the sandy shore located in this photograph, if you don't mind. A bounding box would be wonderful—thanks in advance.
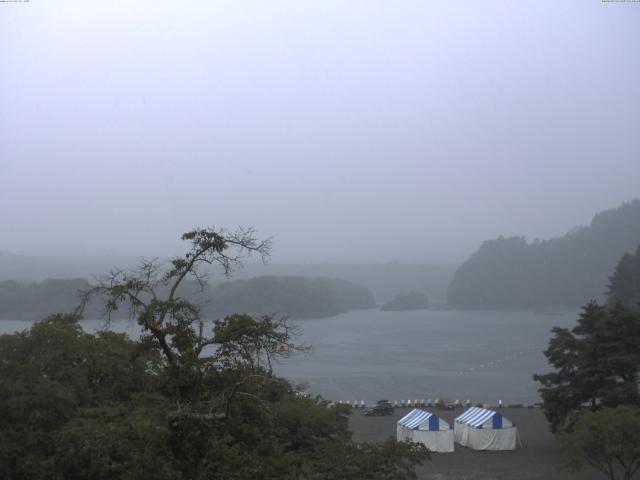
[349,407,606,480]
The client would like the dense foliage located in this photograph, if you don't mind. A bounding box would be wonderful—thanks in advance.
[0,314,428,480]
[208,275,375,319]
[558,406,640,480]
[380,291,429,311]
[0,254,457,306]
[536,249,640,478]
[448,199,640,308]
[534,302,640,432]
[0,275,375,321]
[608,244,640,309]
[0,313,164,479]
[0,278,95,320]
[0,227,428,479]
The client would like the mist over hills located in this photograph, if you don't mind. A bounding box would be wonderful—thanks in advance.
[0,252,142,283]
[0,278,94,321]
[0,249,455,321]
[0,253,455,304]
[224,263,454,304]
[447,199,640,309]
[6,200,639,315]
[380,291,430,312]
[0,275,376,321]
[206,275,376,319]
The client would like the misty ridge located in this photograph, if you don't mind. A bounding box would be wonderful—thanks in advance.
[0,276,374,322]
[448,199,640,309]
[380,291,430,312]
[3,3,640,479]
[0,255,455,321]
[1,199,639,321]
[0,254,455,304]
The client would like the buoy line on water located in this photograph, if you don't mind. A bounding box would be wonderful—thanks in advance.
[457,345,541,376]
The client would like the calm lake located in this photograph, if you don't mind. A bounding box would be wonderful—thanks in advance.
[0,308,579,405]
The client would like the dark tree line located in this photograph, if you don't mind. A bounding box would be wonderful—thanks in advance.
[0,278,95,320]
[448,199,640,308]
[0,275,376,321]
[608,244,640,309]
[0,227,428,480]
[380,291,429,311]
[535,246,640,480]
[207,275,376,319]
[534,302,640,432]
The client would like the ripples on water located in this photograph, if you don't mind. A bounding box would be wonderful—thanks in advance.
[1,308,578,404]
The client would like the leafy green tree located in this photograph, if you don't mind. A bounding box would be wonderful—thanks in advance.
[53,403,178,480]
[608,244,640,309]
[299,438,429,480]
[534,302,640,431]
[558,406,640,480]
[535,250,640,478]
[0,313,163,480]
[1,227,429,479]
[79,227,272,370]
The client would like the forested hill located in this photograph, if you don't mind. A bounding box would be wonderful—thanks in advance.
[206,275,376,319]
[380,291,429,311]
[0,275,375,321]
[0,254,455,304]
[447,200,640,309]
[0,278,96,321]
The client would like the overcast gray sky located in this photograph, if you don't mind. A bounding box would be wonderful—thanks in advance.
[1,0,639,263]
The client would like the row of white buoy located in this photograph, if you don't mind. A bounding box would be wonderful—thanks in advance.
[337,399,475,409]
[458,346,541,376]
[334,399,534,409]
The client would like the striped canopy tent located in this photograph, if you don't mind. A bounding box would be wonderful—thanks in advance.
[454,407,518,451]
[396,409,454,453]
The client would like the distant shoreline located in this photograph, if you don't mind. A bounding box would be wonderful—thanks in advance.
[0,305,578,323]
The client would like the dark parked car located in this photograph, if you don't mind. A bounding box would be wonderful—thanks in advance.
[364,401,394,416]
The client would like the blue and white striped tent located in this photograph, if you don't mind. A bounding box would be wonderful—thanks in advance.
[397,409,454,453]
[454,407,517,450]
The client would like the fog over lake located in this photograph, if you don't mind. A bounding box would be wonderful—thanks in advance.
[274,309,579,404]
[2,2,639,264]
[2,308,578,404]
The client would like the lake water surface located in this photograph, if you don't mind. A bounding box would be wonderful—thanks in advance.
[1,308,579,405]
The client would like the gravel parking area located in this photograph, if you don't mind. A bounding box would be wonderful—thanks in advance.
[349,407,607,480]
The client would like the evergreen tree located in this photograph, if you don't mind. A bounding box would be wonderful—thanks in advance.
[534,302,640,432]
[448,200,640,308]
[0,228,429,479]
[608,244,640,309]
[559,406,640,480]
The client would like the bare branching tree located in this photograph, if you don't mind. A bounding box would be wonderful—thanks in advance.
[78,226,272,366]
[213,314,309,373]
[77,226,313,415]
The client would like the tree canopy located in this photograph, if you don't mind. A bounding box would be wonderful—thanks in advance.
[558,406,640,480]
[0,227,429,479]
[534,302,640,432]
[535,247,640,479]
[207,275,376,319]
[608,244,640,310]
[380,291,429,311]
[0,275,376,321]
